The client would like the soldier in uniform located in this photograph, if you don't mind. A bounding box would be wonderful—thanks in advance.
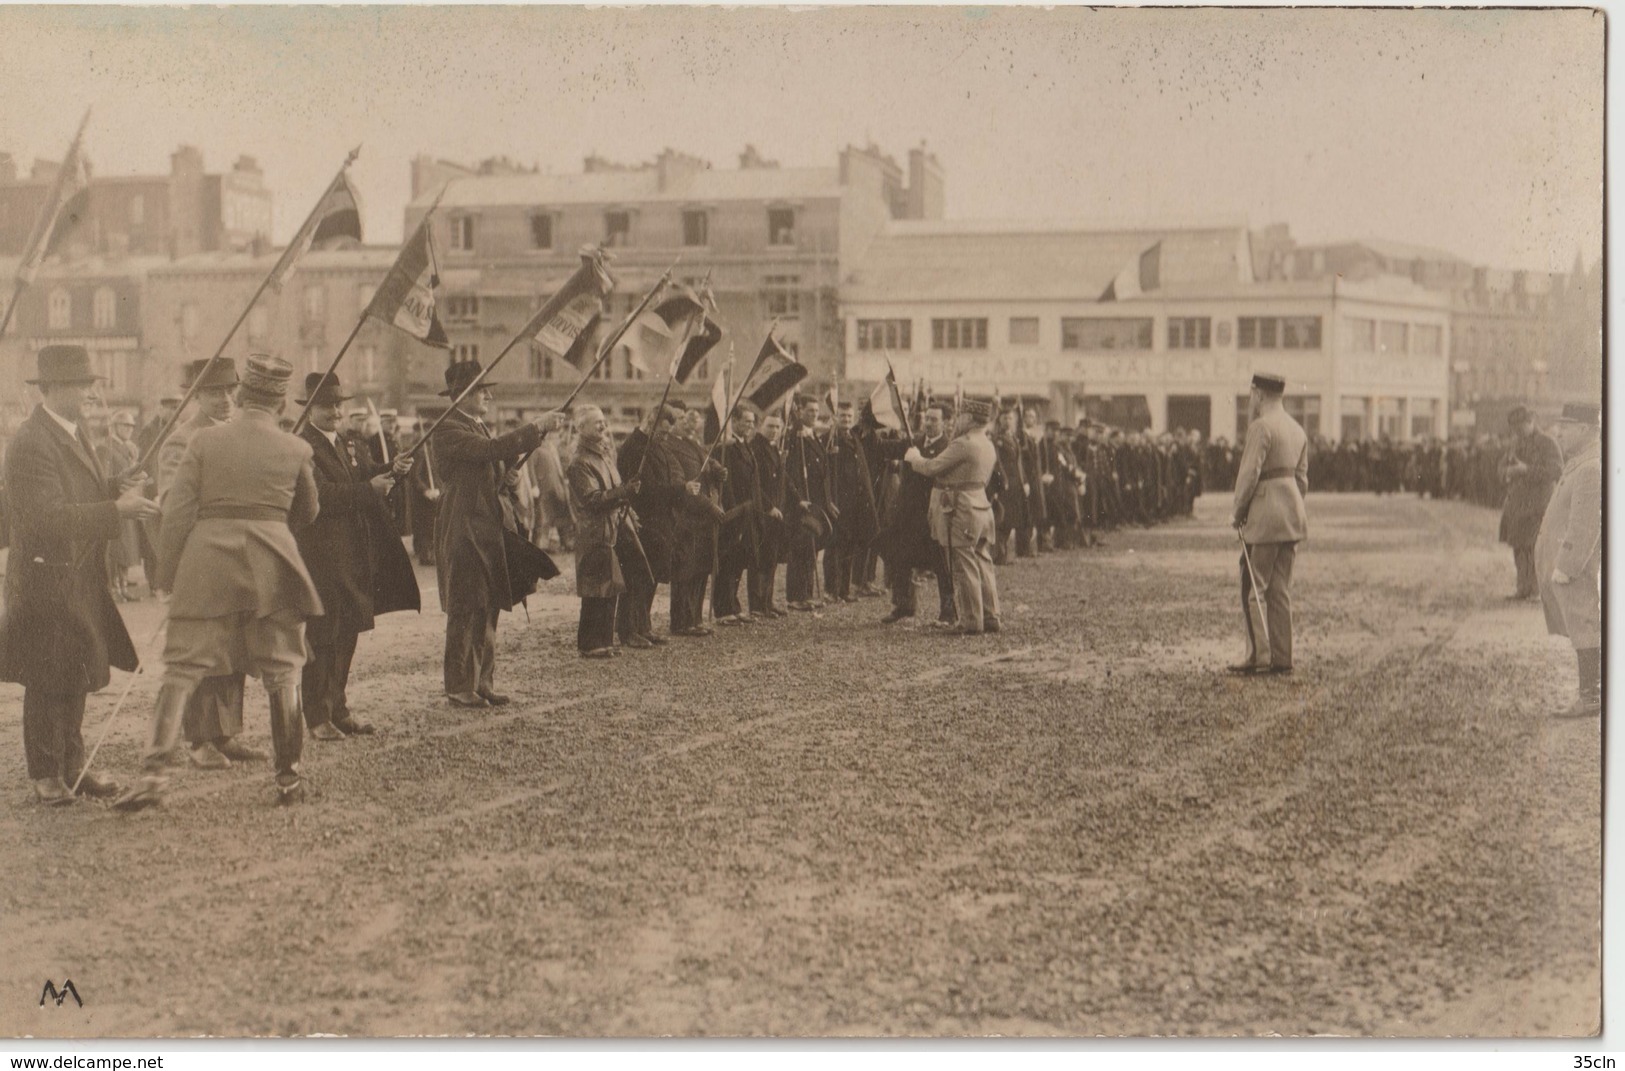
[1498,406,1563,601]
[114,354,322,810]
[567,404,641,658]
[906,398,1000,635]
[784,394,831,612]
[0,346,159,804]
[431,361,560,707]
[151,358,259,770]
[875,401,955,626]
[1536,403,1603,718]
[1228,372,1309,676]
[747,409,789,618]
[294,373,418,740]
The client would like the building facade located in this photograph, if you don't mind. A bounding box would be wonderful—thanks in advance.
[398,142,944,427]
[843,221,1452,443]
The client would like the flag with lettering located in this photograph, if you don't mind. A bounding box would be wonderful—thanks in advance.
[16,111,92,286]
[267,170,364,292]
[520,248,618,370]
[365,213,449,348]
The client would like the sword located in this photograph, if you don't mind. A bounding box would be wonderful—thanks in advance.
[72,609,169,796]
[1237,530,1271,657]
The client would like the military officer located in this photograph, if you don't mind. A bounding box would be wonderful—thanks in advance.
[1229,372,1309,676]
[115,353,323,810]
[1536,402,1602,718]
[905,398,1001,635]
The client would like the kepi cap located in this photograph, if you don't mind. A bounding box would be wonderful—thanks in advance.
[1251,372,1286,393]
[240,353,294,398]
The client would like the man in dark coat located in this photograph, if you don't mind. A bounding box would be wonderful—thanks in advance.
[407,426,440,566]
[0,346,158,805]
[616,405,681,647]
[295,373,418,739]
[784,394,831,611]
[1497,406,1563,600]
[713,406,763,625]
[824,402,879,603]
[1020,408,1049,553]
[664,406,723,637]
[991,409,1028,563]
[1042,420,1084,549]
[430,361,559,708]
[747,410,789,618]
[567,404,641,657]
[874,402,955,625]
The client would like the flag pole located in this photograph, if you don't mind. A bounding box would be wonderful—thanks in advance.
[700,320,778,470]
[3,108,92,341]
[133,145,362,476]
[556,259,678,411]
[884,350,914,441]
[409,255,673,462]
[290,179,445,437]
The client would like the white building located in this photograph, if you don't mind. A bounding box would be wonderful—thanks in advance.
[842,220,1451,442]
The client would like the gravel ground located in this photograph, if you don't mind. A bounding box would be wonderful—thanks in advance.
[0,492,1599,1038]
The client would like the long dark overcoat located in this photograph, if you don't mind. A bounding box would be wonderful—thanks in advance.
[431,409,543,615]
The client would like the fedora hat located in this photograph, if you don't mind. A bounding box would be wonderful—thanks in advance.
[1557,402,1601,427]
[439,360,485,398]
[26,344,102,386]
[297,372,353,406]
[182,357,240,391]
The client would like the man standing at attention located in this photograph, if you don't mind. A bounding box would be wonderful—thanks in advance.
[1228,372,1309,677]
[566,404,641,658]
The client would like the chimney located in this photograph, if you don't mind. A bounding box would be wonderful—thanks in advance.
[905,141,945,220]
[170,144,205,177]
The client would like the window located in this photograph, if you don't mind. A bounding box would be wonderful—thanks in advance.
[1345,317,1376,352]
[932,318,988,351]
[604,211,631,247]
[129,194,144,227]
[47,288,71,331]
[767,207,797,246]
[180,302,199,341]
[92,287,117,330]
[450,216,476,252]
[1378,320,1408,357]
[1166,317,1211,350]
[248,305,270,344]
[1413,324,1443,357]
[1238,316,1320,350]
[682,210,709,248]
[357,344,377,384]
[452,343,480,363]
[1061,317,1153,351]
[527,344,554,380]
[530,213,553,250]
[303,284,326,323]
[445,295,479,324]
[1009,317,1040,346]
[856,319,911,351]
[1283,395,1322,439]
[763,275,801,318]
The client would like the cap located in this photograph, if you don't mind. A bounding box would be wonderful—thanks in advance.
[1251,372,1286,393]
[240,353,294,398]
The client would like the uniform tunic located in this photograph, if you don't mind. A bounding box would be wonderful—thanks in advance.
[1536,437,1602,650]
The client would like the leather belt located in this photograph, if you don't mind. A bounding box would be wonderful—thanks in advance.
[938,481,985,491]
[197,505,287,522]
[1259,467,1296,481]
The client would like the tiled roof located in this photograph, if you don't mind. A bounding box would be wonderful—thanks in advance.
[412,167,843,209]
[844,221,1254,303]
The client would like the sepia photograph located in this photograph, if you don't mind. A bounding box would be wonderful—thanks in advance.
[0,4,1605,1041]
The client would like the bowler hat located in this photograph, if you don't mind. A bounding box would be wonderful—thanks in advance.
[439,360,485,398]
[297,372,353,406]
[182,357,240,391]
[1557,402,1601,427]
[26,344,102,385]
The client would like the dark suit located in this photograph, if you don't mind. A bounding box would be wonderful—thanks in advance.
[713,434,761,620]
[747,433,788,614]
[875,433,954,621]
[0,405,138,784]
[297,427,420,729]
[784,429,829,604]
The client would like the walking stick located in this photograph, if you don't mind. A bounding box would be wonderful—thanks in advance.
[1237,530,1271,657]
[71,610,169,796]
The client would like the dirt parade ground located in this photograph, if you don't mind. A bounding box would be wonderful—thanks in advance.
[0,491,1600,1038]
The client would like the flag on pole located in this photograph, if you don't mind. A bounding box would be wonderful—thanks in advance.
[1098,240,1162,302]
[619,287,720,383]
[526,252,617,370]
[16,111,92,287]
[706,352,733,443]
[954,371,964,414]
[869,369,906,432]
[365,213,450,348]
[740,333,807,413]
[267,170,364,292]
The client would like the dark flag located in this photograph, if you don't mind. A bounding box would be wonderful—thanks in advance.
[268,170,364,292]
[740,334,807,413]
[526,249,618,370]
[365,212,450,348]
[620,287,721,384]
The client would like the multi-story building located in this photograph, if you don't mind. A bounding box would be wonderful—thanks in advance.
[398,142,944,426]
[843,219,1452,443]
[0,144,272,260]
[1254,229,1602,431]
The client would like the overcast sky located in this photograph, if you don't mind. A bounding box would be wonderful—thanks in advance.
[0,6,1601,273]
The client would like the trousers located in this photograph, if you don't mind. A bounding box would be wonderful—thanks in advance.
[617,572,656,641]
[786,529,818,602]
[183,675,246,746]
[444,606,499,695]
[1512,543,1537,598]
[714,550,748,619]
[1241,541,1297,669]
[748,562,779,613]
[578,596,618,652]
[303,615,361,728]
[22,689,87,783]
[947,538,1001,633]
